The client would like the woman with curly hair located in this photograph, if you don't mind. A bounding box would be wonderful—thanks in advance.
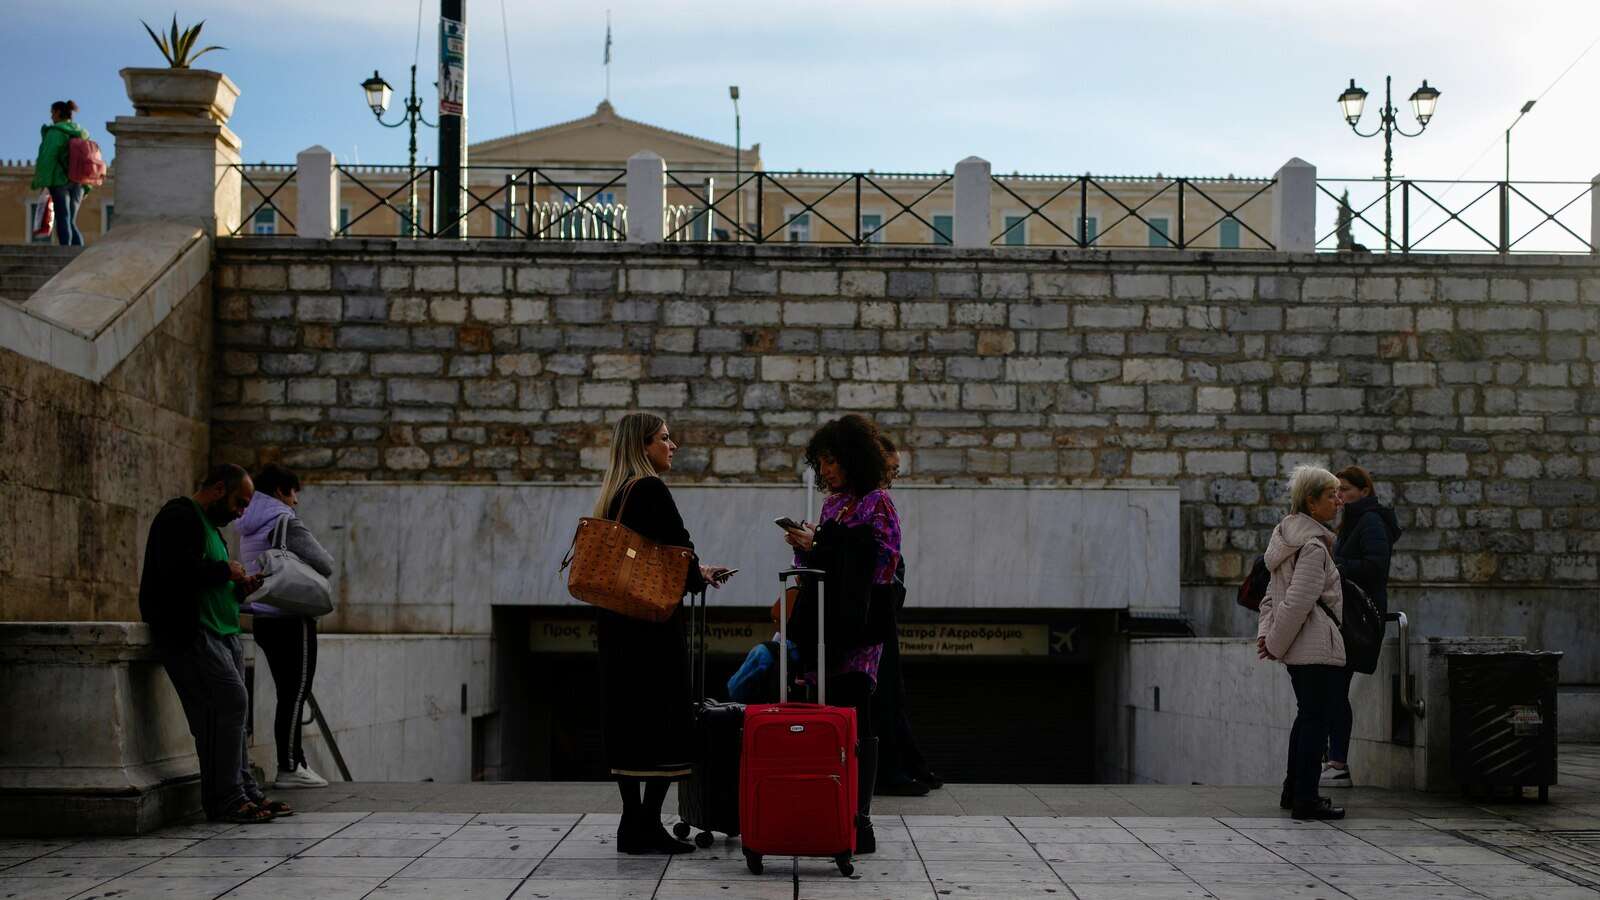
[780,414,900,853]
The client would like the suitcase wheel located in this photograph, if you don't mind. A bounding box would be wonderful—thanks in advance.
[834,853,854,877]
[671,822,690,839]
[694,830,715,848]
[743,849,763,875]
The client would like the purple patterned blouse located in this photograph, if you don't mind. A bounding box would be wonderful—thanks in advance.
[797,489,902,685]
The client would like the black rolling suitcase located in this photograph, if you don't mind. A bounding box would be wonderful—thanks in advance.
[673,587,743,847]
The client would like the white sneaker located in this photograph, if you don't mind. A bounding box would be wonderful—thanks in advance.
[273,763,329,789]
[1319,765,1352,788]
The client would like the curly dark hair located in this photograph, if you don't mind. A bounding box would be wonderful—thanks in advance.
[804,414,887,497]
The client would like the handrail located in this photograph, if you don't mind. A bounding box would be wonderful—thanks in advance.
[305,690,353,781]
[1387,611,1425,719]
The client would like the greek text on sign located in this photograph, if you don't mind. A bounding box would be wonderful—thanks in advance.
[531,619,768,656]
[898,624,1048,657]
[438,17,465,116]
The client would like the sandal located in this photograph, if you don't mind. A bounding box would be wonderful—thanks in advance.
[219,800,276,824]
[258,799,295,817]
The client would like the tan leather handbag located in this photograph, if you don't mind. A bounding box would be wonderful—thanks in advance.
[560,479,694,622]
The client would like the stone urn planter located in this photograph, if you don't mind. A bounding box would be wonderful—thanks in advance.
[120,67,239,123]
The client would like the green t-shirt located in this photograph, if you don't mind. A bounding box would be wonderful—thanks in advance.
[188,499,241,638]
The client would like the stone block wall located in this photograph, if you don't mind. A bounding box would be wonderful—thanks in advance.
[211,240,1600,594]
[0,279,213,621]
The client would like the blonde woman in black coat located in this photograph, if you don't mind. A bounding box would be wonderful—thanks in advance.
[592,412,732,854]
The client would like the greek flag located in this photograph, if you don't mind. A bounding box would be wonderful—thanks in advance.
[604,20,612,64]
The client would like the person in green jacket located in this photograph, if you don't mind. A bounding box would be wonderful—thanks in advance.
[31,100,90,246]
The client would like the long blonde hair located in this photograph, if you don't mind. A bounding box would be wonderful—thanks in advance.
[593,412,666,517]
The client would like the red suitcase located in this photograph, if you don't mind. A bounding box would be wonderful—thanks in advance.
[739,567,858,878]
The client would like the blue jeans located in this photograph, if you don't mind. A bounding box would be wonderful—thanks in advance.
[48,184,83,246]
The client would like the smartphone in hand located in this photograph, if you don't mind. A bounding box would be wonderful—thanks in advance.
[713,568,740,584]
[774,516,804,531]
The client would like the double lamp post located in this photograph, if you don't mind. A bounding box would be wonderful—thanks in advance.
[1337,76,1440,251]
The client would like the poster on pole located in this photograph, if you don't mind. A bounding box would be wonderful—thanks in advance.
[439,16,466,116]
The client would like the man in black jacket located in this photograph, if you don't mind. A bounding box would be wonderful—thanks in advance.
[140,464,282,823]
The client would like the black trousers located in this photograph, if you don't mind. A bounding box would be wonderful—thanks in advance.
[1286,664,1345,807]
[252,616,318,772]
[872,628,927,781]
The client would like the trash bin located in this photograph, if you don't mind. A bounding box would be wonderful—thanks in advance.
[1448,650,1561,802]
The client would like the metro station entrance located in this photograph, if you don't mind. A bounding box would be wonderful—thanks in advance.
[493,607,1108,783]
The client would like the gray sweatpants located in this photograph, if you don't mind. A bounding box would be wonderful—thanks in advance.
[160,629,263,819]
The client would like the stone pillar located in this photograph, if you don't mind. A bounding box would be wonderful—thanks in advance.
[1591,172,1600,255]
[0,623,200,835]
[296,145,339,240]
[953,156,992,249]
[626,151,666,243]
[105,68,243,237]
[1271,157,1317,253]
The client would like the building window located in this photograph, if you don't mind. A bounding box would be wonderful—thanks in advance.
[252,208,277,235]
[338,206,350,235]
[1003,215,1027,246]
[860,213,884,244]
[494,203,516,238]
[1147,216,1172,247]
[1078,215,1098,246]
[1219,216,1241,249]
[102,203,115,234]
[786,212,811,242]
[932,214,953,246]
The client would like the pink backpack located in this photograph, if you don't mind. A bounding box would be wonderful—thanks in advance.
[68,137,106,187]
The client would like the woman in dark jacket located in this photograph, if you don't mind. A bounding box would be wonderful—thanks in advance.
[1324,464,1402,790]
[593,412,731,854]
[782,414,901,853]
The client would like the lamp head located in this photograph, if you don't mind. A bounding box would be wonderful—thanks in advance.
[1520,99,1537,114]
[361,70,393,117]
[1409,80,1440,125]
[1338,78,1368,126]
[729,85,740,101]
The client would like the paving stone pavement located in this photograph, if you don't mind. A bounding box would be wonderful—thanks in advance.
[3,748,1598,900]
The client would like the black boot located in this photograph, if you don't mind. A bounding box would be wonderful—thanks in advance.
[623,778,694,855]
[856,737,879,855]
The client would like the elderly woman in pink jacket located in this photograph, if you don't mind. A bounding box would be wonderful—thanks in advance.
[1257,464,1346,820]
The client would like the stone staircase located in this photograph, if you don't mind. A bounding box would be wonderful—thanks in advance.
[0,244,82,304]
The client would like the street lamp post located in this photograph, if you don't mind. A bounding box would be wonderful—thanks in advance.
[361,65,436,237]
[1503,100,1536,252]
[1338,75,1441,251]
[729,85,741,241]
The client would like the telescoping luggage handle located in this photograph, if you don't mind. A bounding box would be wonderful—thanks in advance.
[778,567,827,706]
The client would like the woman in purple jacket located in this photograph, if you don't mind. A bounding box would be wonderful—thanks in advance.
[238,464,335,790]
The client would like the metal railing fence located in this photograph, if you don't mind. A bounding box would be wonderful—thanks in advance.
[989,174,1276,249]
[1316,178,1595,254]
[215,160,1600,254]
[662,169,955,245]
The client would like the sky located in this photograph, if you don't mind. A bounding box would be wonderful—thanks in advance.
[4,1,1599,210]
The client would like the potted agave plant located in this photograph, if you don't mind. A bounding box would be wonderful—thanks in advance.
[121,16,239,122]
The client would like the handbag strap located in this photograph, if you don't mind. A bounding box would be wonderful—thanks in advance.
[271,513,292,551]
[558,478,647,573]
[1317,598,1343,629]
[611,478,643,523]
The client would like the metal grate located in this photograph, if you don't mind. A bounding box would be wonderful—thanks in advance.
[1460,829,1600,890]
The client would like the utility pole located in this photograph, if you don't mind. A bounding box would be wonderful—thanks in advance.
[438,0,468,237]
